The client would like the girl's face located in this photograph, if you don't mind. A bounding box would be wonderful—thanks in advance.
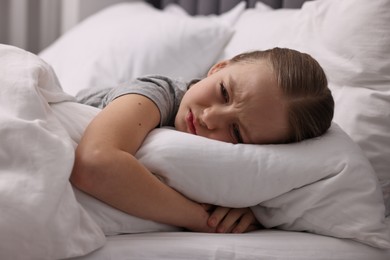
[174,60,289,144]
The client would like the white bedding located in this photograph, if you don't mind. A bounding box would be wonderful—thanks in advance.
[2,0,390,258]
[52,96,390,249]
[1,43,390,260]
[220,0,390,217]
[0,45,105,260]
[72,230,390,260]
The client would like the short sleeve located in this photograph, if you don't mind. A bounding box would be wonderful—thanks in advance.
[101,76,188,126]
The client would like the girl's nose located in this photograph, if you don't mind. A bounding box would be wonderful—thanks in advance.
[200,106,227,130]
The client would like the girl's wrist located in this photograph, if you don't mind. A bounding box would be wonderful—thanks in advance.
[182,204,212,232]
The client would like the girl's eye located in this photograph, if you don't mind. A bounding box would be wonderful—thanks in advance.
[220,83,229,103]
[233,124,243,144]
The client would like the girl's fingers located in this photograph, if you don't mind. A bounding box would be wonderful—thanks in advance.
[208,207,230,228]
[208,207,262,233]
[231,211,255,233]
[216,208,245,233]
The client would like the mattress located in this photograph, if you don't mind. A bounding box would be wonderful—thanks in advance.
[72,230,390,260]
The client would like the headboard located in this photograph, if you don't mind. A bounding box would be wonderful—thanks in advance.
[147,0,311,14]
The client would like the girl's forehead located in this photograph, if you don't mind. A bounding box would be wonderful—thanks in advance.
[241,93,289,144]
[228,62,288,144]
[230,61,277,99]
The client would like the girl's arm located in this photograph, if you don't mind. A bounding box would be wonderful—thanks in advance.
[70,94,213,232]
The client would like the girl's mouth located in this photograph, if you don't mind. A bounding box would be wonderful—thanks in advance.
[186,110,197,135]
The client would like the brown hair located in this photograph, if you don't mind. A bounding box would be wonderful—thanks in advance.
[231,47,334,143]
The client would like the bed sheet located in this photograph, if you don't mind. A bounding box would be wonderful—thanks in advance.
[71,230,390,260]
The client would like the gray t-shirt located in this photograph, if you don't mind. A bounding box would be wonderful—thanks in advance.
[76,76,191,127]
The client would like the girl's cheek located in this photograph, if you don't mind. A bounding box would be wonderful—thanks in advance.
[208,132,231,144]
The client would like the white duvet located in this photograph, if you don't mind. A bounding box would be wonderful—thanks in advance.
[1,44,390,260]
[0,45,105,260]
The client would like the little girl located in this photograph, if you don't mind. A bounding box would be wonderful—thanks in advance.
[71,47,334,233]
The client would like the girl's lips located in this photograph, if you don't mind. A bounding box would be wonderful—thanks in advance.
[186,110,197,135]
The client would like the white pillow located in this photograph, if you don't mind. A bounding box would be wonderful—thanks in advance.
[164,1,245,27]
[39,2,235,96]
[219,0,390,216]
[218,7,297,60]
[52,99,390,249]
[136,126,390,249]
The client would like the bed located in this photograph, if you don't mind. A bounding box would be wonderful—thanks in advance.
[1,0,390,259]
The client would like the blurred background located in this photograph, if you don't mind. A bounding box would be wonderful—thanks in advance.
[0,0,130,53]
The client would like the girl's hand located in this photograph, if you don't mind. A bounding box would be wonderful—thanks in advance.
[203,205,261,233]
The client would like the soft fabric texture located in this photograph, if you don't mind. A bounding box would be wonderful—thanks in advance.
[73,188,181,235]
[164,1,245,26]
[50,100,181,236]
[52,92,390,248]
[0,44,105,260]
[3,44,389,252]
[136,127,390,249]
[219,0,390,216]
[76,75,188,126]
[68,231,390,260]
[53,90,390,249]
[38,1,240,96]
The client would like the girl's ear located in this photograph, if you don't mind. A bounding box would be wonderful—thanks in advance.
[207,60,230,76]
